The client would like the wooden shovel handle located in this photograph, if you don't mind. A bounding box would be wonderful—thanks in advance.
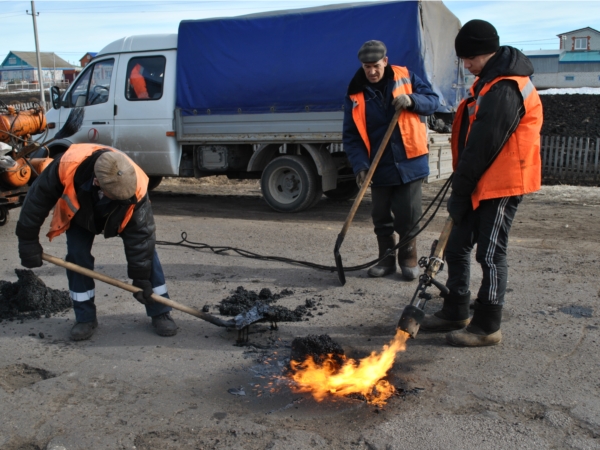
[41,253,233,328]
[339,109,402,237]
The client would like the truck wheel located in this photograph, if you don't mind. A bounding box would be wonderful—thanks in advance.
[148,176,163,191]
[0,207,8,227]
[261,155,319,212]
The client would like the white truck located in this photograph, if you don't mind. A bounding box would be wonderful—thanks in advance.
[45,0,462,212]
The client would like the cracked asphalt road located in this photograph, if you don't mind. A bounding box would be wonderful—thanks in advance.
[1,179,599,450]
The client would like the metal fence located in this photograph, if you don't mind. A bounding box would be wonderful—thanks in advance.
[0,81,69,93]
[541,135,600,184]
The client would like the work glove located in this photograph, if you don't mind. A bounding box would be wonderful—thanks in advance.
[132,279,154,305]
[446,193,472,226]
[356,170,368,188]
[18,239,43,268]
[392,94,413,111]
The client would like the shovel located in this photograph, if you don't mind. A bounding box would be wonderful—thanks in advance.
[41,253,264,330]
[334,109,401,285]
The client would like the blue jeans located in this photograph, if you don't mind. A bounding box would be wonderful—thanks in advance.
[65,223,172,322]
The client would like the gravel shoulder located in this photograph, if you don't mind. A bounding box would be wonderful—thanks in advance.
[1,178,599,450]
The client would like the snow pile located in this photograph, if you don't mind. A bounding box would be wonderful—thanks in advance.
[538,87,600,95]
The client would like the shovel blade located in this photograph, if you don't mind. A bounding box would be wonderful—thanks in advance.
[397,305,425,339]
[233,303,271,329]
[334,234,346,286]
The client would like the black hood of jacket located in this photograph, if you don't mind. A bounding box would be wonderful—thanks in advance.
[477,46,534,87]
[347,65,395,96]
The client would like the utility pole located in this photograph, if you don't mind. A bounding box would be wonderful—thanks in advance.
[26,1,45,110]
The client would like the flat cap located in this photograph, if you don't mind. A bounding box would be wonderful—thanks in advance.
[94,152,137,200]
[358,40,387,63]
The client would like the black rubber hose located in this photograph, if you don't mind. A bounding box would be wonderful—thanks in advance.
[155,175,453,273]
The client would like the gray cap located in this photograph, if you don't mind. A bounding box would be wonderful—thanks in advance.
[94,152,137,200]
[357,40,387,63]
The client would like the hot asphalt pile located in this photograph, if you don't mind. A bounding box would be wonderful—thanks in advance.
[290,334,345,366]
[218,286,321,322]
[0,269,71,322]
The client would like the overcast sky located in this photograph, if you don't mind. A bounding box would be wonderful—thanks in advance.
[0,0,598,66]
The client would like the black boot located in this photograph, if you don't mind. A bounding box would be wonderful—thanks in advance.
[420,291,471,332]
[367,235,397,277]
[446,300,502,346]
[398,237,419,280]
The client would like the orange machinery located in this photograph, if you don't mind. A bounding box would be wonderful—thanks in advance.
[0,102,51,226]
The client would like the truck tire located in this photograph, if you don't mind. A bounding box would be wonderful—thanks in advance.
[148,176,163,191]
[261,155,319,213]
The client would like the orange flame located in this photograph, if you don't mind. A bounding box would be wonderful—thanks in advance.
[289,329,409,406]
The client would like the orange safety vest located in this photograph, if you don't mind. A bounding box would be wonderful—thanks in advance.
[47,144,149,241]
[348,65,428,158]
[130,64,149,99]
[451,76,543,210]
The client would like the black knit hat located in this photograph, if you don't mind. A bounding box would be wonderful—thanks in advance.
[455,19,500,57]
[357,40,387,63]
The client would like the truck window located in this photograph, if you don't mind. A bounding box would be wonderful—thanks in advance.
[126,56,166,101]
[68,58,114,107]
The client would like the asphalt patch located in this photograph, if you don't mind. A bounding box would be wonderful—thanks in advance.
[559,305,593,318]
[219,286,318,322]
[0,269,72,322]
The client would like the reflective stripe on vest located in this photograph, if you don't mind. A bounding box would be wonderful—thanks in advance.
[348,65,428,158]
[47,144,149,241]
[451,76,543,210]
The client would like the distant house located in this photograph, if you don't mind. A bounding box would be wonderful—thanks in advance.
[525,27,600,89]
[80,52,97,67]
[0,51,76,85]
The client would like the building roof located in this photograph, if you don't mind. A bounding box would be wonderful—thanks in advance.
[560,51,600,63]
[557,27,600,36]
[80,52,98,60]
[5,51,74,68]
[524,50,563,57]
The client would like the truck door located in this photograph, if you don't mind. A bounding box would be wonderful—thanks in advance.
[112,54,178,176]
[56,57,118,147]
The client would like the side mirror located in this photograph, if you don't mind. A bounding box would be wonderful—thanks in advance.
[50,86,61,110]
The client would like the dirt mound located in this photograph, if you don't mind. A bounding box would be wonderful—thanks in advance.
[540,94,600,138]
[0,269,72,322]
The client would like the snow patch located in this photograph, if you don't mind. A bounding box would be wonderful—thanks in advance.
[538,87,600,95]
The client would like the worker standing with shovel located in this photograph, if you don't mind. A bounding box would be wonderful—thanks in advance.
[420,20,543,346]
[343,40,439,281]
[15,144,178,340]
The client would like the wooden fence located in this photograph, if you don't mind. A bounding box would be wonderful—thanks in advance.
[541,136,600,184]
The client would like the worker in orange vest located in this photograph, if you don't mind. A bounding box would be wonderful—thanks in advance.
[16,145,177,340]
[421,20,543,346]
[343,40,439,281]
[130,63,150,99]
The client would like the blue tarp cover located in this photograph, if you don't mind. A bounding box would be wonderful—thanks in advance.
[176,1,425,115]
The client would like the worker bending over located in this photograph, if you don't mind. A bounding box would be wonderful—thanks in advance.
[16,144,177,340]
[421,20,543,346]
[343,40,440,280]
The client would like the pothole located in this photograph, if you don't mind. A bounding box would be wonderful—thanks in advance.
[0,363,57,393]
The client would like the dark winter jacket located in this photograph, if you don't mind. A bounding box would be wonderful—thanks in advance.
[452,46,534,198]
[15,150,156,281]
[343,65,440,186]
